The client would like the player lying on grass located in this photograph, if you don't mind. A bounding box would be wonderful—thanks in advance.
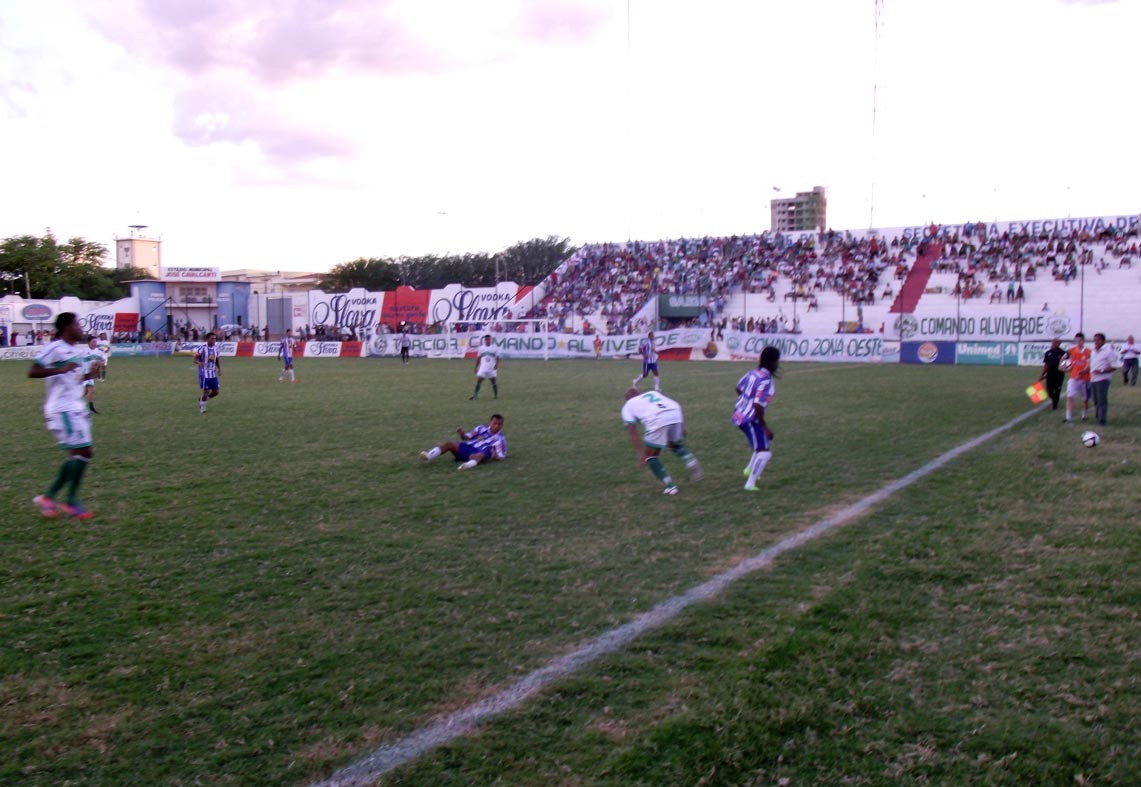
[420,414,507,470]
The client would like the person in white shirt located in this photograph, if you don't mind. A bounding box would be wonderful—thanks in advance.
[470,334,499,400]
[621,388,702,496]
[27,312,102,519]
[1088,332,1118,426]
[82,336,101,413]
[95,332,111,381]
[1119,334,1138,386]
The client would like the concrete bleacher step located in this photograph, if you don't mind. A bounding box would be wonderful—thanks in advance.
[889,243,941,314]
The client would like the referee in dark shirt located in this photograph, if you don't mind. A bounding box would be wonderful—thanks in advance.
[1040,338,1066,410]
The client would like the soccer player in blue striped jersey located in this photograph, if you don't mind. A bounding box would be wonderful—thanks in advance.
[278,328,296,383]
[632,331,660,391]
[420,414,506,470]
[732,346,780,491]
[195,333,221,413]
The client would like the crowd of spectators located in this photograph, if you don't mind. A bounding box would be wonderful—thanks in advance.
[932,222,1139,304]
[524,229,923,335]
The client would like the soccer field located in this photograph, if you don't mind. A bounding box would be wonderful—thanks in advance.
[2,356,1138,785]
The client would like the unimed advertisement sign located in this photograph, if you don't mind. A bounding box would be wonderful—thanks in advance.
[956,342,1019,366]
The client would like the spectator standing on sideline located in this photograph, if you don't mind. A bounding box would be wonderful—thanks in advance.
[1119,334,1138,386]
[1064,332,1091,423]
[1089,333,1117,426]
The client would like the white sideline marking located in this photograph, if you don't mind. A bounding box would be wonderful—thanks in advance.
[315,405,1045,787]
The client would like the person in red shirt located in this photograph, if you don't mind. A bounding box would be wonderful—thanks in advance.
[1064,332,1091,423]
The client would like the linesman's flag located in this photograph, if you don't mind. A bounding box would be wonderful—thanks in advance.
[1025,381,1049,404]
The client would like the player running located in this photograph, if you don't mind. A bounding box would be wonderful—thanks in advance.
[27,312,103,519]
[632,331,660,391]
[470,334,500,400]
[621,388,702,496]
[732,346,780,492]
[278,328,296,383]
[195,333,222,413]
[420,414,507,470]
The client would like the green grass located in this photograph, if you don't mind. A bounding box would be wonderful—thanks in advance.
[1,357,1137,785]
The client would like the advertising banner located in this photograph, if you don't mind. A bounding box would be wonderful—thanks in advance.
[901,341,956,364]
[17,302,56,324]
[1019,341,1053,367]
[78,297,138,337]
[380,286,431,328]
[367,329,887,363]
[890,310,1076,342]
[427,284,520,326]
[956,341,1020,366]
[0,346,41,361]
[309,288,381,333]
[299,341,347,358]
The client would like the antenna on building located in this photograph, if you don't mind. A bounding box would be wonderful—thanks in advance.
[129,224,148,238]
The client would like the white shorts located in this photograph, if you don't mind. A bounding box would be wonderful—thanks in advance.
[1066,378,1090,399]
[46,409,92,449]
[477,370,497,380]
[643,420,684,448]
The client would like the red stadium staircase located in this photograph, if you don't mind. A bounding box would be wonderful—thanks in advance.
[889,242,943,314]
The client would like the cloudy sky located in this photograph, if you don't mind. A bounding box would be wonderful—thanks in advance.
[1,0,1138,272]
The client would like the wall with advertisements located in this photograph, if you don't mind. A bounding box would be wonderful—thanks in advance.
[954,341,1020,366]
[366,329,892,363]
[901,341,956,365]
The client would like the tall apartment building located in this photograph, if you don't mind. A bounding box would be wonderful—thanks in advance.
[770,186,827,233]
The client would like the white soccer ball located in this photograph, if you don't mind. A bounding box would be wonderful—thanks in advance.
[1058,356,1072,372]
[1081,430,1100,448]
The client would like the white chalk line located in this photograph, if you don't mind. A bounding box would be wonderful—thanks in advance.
[314,404,1046,787]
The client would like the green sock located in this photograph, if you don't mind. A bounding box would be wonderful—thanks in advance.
[671,444,695,464]
[645,456,672,485]
[66,458,89,505]
[492,381,498,397]
[46,459,74,499]
[473,381,481,398]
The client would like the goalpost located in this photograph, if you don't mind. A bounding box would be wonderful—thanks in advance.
[450,318,551,361]
[370,319,552,360]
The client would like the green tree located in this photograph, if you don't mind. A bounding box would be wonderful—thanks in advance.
[315,236,575,293]
[0,231,144,300]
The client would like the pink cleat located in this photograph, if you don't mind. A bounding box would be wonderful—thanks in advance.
[33,495,58,518]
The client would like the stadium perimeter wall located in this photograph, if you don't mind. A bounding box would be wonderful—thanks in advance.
[0,331,1110,369]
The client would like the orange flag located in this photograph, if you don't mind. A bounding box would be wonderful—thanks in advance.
[1025,381,1049,404]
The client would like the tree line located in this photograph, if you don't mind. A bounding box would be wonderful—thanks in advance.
[314,236,576,292]
[1,232,577,301]
[0,232,150,301]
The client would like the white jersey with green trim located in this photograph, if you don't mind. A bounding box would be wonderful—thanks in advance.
[621,391,683,432]
[477,344,500,375]
[34,339,88,415]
